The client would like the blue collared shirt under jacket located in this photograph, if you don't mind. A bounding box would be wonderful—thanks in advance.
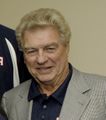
[28,64,72,120]
[0,115,7,120]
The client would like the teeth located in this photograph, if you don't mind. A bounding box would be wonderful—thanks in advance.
[38,67,51,69]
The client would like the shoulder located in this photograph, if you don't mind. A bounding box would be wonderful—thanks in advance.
[3,80,31,100]
[0,24,14,35]
[73,67,106,90]
[70,67,106,104]
[0,24,15,40]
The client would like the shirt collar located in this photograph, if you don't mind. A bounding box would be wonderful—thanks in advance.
[28,79,40,101]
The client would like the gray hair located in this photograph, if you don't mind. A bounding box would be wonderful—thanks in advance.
[16,8,71,49]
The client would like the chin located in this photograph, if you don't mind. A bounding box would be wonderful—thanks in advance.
[38,77,54,84]
[38,74,53,80]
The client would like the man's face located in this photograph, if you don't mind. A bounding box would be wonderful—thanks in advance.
[23,27,69,84]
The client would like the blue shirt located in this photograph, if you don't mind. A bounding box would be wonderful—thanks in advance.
[0,115,7,120]
[28,64,72,120]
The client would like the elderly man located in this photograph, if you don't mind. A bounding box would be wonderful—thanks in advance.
[2,8,106,120]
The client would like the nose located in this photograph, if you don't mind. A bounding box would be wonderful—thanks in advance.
[36,49,48,64]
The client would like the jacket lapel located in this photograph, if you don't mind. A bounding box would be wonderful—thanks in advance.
[15,80,33,120]
[60,68,91,120]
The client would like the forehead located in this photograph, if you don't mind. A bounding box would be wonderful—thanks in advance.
[23,26,62,47]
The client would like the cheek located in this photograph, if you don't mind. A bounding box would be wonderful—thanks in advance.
[57,55,67,67]
[53,51,68,71]
[24,55,34,66]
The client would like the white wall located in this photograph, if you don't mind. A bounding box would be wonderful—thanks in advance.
[0,0,106,75]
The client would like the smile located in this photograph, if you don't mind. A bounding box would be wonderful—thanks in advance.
[36,66,53,73]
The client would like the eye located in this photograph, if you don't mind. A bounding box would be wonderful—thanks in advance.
[45,46,57,53]
[24,48,38,55]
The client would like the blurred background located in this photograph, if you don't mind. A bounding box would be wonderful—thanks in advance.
[0,0,106,75]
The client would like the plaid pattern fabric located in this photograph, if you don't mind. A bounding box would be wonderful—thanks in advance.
[60,68,106,120]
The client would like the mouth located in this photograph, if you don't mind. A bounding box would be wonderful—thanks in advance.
[36,66,53,73]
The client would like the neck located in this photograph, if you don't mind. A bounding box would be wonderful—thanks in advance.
[38,64,69,96]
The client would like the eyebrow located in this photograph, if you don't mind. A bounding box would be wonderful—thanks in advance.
[24,42,59,49]
[44,43,58,48]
